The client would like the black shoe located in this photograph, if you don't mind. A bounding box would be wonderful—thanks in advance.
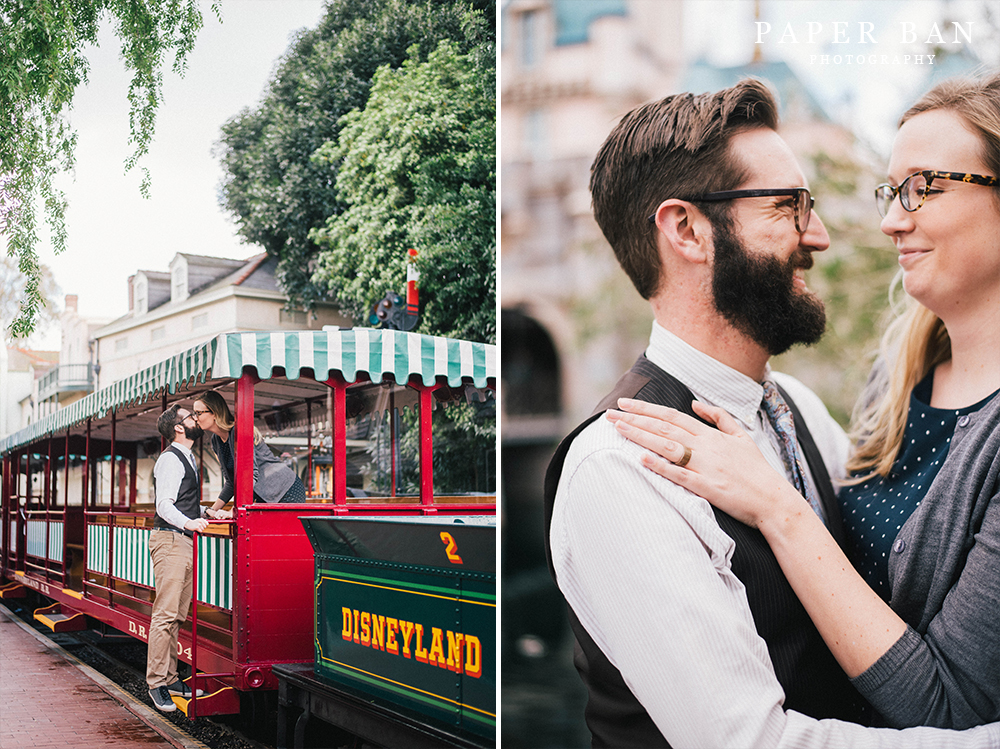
[149,686,177,712]
[166,679,204,698]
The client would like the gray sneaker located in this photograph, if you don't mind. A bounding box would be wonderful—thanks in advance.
[166,679,204,698]
[149,686,177,712]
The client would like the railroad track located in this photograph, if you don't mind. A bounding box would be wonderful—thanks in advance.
[3,597,273,749]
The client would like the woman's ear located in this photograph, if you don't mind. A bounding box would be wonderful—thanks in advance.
[651,200,711,265]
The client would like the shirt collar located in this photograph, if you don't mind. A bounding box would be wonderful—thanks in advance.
[645,321,768,429]
[171,442,196,461]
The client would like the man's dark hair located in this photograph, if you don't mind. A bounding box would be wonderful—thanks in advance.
[589,78,780,299]
[157,404,183,443]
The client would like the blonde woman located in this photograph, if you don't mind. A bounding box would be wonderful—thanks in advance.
[609,71,1000,729]
[193,390,306,519]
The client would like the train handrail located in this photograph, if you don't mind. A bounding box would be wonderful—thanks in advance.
[190,518,235,721]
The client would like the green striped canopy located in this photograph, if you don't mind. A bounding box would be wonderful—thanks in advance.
[1,329,495,453]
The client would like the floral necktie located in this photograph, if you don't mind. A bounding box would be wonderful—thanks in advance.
[760,381,826,524]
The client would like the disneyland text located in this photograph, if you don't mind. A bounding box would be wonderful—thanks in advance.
[341,607,483,678]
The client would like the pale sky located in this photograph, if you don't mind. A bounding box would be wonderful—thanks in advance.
[685,0,999,155]
[34,0,327,346]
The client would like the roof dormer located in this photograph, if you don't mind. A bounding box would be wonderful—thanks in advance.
[132,271,170,316]
[133,274,148,316]
[170,254,189,303]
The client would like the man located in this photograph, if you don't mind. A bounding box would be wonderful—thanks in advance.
[147,404,209,713]
[544,79,1000,747]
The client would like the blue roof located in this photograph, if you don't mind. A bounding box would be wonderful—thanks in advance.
[922,47,982,88]
[552,0,627,46]
[682,59,833,123]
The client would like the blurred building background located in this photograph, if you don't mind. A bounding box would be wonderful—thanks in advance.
[499,0,992,745]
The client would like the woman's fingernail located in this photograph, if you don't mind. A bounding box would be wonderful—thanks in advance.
[618,397,635,408]
[615,420,631,433]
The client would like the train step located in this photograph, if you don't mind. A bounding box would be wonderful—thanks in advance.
[33,601,87,632]
[0,582,26,599]
[171,674,241,717]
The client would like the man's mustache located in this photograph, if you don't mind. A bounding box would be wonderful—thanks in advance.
[791,250,814,271]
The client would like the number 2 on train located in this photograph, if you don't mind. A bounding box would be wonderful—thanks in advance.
[440,532,463,565]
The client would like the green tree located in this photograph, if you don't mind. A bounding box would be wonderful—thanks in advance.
[215,0,494,322]
[1,0,214,339]
[310,40,494,343]
[0,257,60,345]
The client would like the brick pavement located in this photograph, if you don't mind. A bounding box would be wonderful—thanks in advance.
[0,605,179,749]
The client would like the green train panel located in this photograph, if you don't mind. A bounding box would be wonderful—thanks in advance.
[26,521,63,561]
[300,516,496,741]
[86,524,233,609]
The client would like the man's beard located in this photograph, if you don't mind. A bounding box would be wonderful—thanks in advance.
[184,423,204,440]
[710,216,826,356]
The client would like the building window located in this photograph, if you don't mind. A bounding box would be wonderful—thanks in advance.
[172,267,187,300]
[280,308,306,324]
[521,9,539,68]
[151,326,166,342]
[116,337,128,352]
[526,108,547,160]
[135,283,147,314]
[191,313,208,330]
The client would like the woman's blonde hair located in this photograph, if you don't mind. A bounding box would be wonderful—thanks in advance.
[844,290,950,479]
[844,70,1000,480]
[199,390,264,445]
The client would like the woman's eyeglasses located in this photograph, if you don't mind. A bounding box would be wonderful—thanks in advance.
[648,188,814,234]
[875,170,998,217]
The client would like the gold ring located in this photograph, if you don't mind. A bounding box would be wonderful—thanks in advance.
[674,445,692,468]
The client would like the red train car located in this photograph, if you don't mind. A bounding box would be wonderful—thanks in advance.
[0,329,496,718]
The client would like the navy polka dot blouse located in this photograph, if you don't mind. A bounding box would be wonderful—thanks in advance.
[839,374,996,602]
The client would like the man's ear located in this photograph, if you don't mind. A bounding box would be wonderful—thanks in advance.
[651,200,711,265]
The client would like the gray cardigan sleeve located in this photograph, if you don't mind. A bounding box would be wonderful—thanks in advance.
[850,394,1000,729]
[214,427,296,503]
[211,433,234,503]
[250,437,296,502]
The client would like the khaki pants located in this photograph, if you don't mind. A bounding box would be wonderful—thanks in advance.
[147,530,193,689]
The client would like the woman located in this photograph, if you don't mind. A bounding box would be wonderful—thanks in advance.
[194,390,306,519]
[609,71,1000,729]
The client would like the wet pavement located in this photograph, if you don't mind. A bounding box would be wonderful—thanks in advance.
[0,604,179,749]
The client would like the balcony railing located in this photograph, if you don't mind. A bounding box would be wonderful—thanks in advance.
[38,363,94,402]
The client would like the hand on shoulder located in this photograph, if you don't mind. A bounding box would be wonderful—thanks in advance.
[607,398,801,528]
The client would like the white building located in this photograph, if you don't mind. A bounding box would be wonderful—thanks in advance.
[0,346,59,437]
[31,295,110,421]
[93,252,350,387]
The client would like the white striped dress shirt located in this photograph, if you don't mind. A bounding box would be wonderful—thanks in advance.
[550,322,1000,748]
[152,443,199,531]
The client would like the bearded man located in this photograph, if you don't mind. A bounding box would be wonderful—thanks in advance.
[146,404,209,712]
[542,80,997,748]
